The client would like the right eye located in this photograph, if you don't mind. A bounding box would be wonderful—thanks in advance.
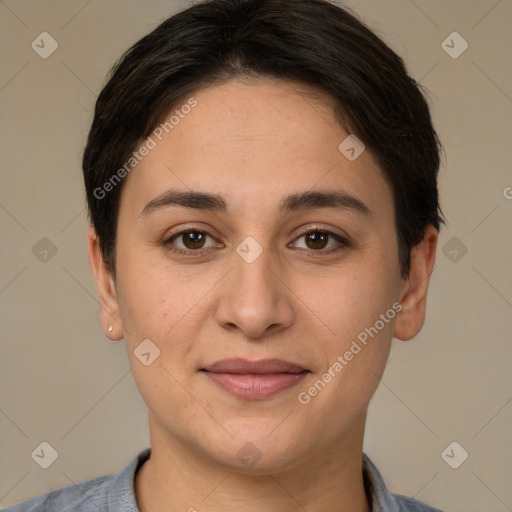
[163,229,221,255]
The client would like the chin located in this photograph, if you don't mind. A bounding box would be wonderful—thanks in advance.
[214,444,306,475]
[198,423,312,474]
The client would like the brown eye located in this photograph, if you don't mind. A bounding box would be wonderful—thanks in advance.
[292,229,350,254]
[180,231,207,249]
[165,229,217,254]
[304,231,329,250]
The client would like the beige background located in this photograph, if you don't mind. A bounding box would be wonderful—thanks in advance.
[1,1,511,510]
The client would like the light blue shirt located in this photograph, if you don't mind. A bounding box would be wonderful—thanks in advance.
[3,448,444,511]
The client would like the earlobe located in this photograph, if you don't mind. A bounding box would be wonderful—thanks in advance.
[87,226,124,341]
[393,225,438,341]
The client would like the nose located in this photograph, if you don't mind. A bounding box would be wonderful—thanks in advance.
[214,244,296,339]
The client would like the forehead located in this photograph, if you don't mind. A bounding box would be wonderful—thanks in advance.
[119,79,393,222]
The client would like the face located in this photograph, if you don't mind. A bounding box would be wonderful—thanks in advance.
[90,78,435,472]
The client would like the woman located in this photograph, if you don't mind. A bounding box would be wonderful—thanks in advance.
[5,0,445,510]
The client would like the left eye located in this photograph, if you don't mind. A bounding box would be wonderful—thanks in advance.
[291,230,348,252]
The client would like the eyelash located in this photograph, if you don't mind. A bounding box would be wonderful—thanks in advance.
[163,227,351,257]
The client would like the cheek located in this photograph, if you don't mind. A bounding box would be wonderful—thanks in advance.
[115,242,199,341]
[297,275,396,435]
[302,247,400,404]
[314,256,400,340]
[115,256,207,423]
[319,284,395,383]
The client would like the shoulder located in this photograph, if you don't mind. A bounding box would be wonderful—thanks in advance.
[392,493,445,512]
[362,453,445,512]
[1,474,114,512]
[2,448,150,512]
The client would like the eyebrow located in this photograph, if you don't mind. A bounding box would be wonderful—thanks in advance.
[139,189,371,217]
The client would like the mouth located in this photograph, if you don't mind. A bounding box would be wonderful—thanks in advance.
[199,358,310,400]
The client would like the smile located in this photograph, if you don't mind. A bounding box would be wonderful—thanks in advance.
[200,358,310,400]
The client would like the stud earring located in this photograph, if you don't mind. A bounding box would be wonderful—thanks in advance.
[108,325,113,333]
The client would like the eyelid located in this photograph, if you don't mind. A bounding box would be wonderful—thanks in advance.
[164,227,221,253]
[289,226,350,252]
[293,223,348,240]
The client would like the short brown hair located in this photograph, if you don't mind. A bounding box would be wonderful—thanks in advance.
[83,0,445,278]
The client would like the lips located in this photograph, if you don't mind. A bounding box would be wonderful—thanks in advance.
[202,358,308,374]
[200,358,309,400]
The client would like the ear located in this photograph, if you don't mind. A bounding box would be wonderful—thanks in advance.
[394,225,438,341]
[87,225,124,341]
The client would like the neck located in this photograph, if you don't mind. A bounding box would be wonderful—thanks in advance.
[135,413,371,512]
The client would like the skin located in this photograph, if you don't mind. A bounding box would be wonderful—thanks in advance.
[88,78,438,512]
